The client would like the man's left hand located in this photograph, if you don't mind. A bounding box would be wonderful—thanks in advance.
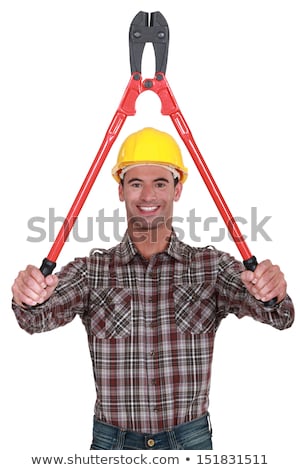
[241,259,287,304]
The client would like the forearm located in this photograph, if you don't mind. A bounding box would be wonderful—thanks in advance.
[240,290,295,330]
[12,257,89,334]
[12,290,77,334]
[217,252,295,330]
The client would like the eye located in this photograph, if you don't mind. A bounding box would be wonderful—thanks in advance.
[130,182,142,188]
[155,181,167,189]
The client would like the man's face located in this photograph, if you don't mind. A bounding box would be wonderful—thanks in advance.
[118,165,183,234]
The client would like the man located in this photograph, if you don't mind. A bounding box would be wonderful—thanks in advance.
[12,127,294,450]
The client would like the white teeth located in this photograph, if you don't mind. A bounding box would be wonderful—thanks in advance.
[139,206,158,212]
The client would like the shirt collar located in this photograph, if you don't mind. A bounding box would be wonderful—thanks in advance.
[166,229,190,262]
[115,229,190,265]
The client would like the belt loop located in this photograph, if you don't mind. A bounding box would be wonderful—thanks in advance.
[207,412,213,436]
[167,429,179,449]
[115,428,126,449]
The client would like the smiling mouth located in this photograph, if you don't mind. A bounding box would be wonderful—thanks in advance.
[137,205,160,214]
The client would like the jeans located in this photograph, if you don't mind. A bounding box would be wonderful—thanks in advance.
[90,414,213,450]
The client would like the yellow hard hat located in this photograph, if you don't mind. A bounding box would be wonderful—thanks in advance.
[112,127,188,183]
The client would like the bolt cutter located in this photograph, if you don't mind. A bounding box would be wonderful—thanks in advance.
[40,11,276,306]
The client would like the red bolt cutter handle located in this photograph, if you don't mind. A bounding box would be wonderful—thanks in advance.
[40,109,128,276]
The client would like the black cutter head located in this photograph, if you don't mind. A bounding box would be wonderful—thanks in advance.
[129,11,169,75]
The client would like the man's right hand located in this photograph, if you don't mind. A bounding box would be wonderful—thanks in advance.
[12,265,59,307]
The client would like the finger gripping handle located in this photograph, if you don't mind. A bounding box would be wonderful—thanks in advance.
[243,256,278,308]
[40,258,56,276]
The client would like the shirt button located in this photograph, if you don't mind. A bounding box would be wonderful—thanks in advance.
[147,438,155,448]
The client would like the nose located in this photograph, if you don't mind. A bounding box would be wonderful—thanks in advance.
[140,184,157,201]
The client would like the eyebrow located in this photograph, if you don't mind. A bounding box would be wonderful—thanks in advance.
[127,177,170,184]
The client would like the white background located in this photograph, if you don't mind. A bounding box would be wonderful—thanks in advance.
[0,0,299,468]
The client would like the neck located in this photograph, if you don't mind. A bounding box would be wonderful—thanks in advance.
[128,224,172,259]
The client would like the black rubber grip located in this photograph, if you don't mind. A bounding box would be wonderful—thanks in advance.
[40,258,56,276]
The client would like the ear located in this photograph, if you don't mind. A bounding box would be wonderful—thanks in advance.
[173,182,183,202]
[118,183,125,202]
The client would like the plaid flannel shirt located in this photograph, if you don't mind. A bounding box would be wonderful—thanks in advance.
[12,231,294,433]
